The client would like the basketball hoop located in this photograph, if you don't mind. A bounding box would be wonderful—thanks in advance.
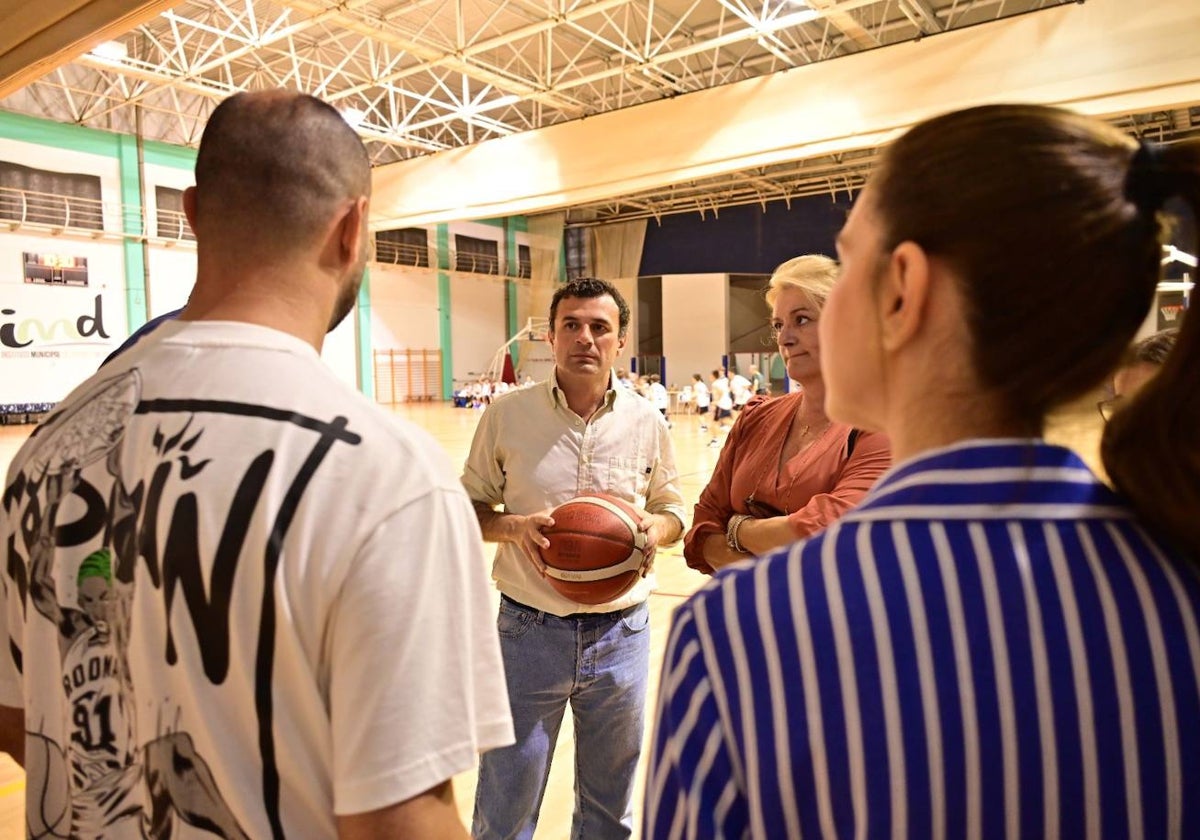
[484,318,553,384]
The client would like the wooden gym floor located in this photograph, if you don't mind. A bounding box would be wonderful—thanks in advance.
[0,394,1105,838]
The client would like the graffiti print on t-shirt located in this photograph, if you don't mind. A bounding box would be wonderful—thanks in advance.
[3,368,362,839]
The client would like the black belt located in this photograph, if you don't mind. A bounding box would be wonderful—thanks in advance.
[501,593,638,621]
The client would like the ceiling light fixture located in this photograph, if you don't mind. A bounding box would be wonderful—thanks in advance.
[90,41,128,61]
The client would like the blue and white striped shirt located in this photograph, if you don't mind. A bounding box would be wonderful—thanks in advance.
[645,440,1200,839]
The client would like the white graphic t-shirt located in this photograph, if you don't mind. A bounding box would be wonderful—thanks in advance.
[0,320,513,840]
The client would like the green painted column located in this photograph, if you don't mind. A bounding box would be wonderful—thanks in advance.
[115,134,147,329]
[436,224,453,399]
[507,282,519,367]
[357,267,373,398]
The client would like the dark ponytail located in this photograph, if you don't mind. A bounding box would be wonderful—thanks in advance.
[868,104,1198,557]
[870,105,1161,435]
[1102,140,1200,558]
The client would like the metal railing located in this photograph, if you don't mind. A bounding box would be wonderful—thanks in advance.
[372,237,533,279]
[452,251,531,277]
[373,239,433,267]
[0,185,194,243]
[155,208,195,240]
[2,186,533,279]
[0,186,105,231]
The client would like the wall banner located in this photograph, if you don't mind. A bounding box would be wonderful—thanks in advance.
[1,282,122,409]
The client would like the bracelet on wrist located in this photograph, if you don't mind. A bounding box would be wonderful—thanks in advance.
[725,514,751,554]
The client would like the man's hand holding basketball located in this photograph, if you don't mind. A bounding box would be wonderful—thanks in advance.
[636,512,680,576]
[515,509,555,575]
[470,500,555,576]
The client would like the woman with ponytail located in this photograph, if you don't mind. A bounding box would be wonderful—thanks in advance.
[645,104,1200,839]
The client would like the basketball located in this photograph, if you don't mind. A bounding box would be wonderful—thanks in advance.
[24,732,70,839]
[540,494,647,605]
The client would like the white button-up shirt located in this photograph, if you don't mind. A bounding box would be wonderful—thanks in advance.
[462,370,686,615]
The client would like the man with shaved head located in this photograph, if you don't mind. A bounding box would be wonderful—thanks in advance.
[1,90,512,840]
[184,90,374,336]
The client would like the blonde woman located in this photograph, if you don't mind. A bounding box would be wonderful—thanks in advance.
[683,255,891,572]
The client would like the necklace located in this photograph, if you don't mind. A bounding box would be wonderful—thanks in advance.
[780,398,828,461]
[770,394,830,507]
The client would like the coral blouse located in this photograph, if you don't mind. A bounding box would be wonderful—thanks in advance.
[683,392,891,573]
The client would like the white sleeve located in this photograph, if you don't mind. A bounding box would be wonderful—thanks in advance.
[460,405,505,507]
[327,486,513,815]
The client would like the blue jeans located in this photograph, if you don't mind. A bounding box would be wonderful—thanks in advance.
[472,596,652,840]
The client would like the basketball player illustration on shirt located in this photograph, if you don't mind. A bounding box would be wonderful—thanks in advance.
[25,371,248,840]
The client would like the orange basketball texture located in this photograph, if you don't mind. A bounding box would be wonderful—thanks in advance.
[540,494,645,605]
[25,732,70,839]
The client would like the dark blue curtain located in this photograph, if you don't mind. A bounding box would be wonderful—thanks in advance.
[639,193,856,275]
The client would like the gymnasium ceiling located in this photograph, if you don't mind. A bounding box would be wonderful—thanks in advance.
[2,0,1199,226]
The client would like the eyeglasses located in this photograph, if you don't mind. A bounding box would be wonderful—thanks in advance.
[1097,395,1123,423]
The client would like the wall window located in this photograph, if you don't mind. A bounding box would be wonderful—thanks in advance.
[564,227,588,279]
[375,227,430,267]
[0,161,103,230]
[517,244,531,279]
[454,234,500,275]
[155,186,195,240]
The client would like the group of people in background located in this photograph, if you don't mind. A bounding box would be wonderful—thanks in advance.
[1,89,1198,840]
[454,373,537,408]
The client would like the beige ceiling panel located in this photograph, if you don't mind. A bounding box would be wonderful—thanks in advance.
[0,0,179,98]
[370,0,1200,228]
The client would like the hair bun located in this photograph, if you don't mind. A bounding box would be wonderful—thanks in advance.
[1125,142,1171,213]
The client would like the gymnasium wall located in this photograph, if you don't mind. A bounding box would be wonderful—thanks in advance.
[451,271,507,385]
[370,262,441,351]
[0,118,371,409]
[661,274,728,388]
[368,217,535,396]
[0,131,129,409]
[1,110,536,406]
[142,160,197,317]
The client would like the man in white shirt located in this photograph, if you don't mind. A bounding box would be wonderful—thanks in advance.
[0,90,512,840]
[462,277,686,840]
[648,374,670,420]
[691,373,711,432]
[730,371,752,411]
[708,369,734,447]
